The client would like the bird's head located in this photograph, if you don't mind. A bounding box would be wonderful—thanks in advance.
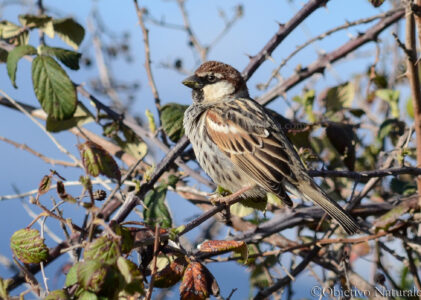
[182,61,249,103]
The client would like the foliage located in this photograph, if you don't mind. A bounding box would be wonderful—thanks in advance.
[1,0,420,299]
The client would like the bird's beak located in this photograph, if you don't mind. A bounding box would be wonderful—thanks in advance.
[182,75,202,89]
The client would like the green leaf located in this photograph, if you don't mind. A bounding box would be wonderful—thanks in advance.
[143,183,172,228]
[65,262,79,287]
[46,104,94,132]
[0,278,11,300]
[407,98,414,119]
[322,82,355,112]
[77,260,109,293]
[18,14,54,38]
[116,257,144,295]
[160,103,188,142]
[10,228,49,264]
[32,55,77,120]
[53,18,85,50]
[378,119,406,144]
[44,289,70,300]
[376,89,400,118]
[84,236,120,265]
[0,48,8,63]
[78,141,121,182]
[6,45,36,88]
[292,90,315,122]
[39,45,81,70]
[0,21,22,39]
[145,109,156,134]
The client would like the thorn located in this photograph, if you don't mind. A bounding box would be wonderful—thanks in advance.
[276,21,285,29]
[245,53,254,60]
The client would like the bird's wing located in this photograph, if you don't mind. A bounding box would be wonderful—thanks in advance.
[204,98,300,205]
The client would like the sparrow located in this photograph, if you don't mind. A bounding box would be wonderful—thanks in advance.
[182,61,359,234]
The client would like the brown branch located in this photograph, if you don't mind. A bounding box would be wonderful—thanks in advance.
[253,246,321,300]
[242,0,329,81]
[259,8,404,90]
[308,166,421,179]
[257,8,405,106]
[176,0,207,62]
[178,185,253,236]
[145,224,160,300]
[404,2,421,207]
[0,136,78,167]
[133,0,162,115]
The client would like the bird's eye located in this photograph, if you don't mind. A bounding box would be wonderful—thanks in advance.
[207,74,216,82]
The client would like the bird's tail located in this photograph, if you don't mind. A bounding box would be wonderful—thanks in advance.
[285,180,360,234]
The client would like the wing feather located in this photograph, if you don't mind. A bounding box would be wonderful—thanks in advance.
[205,102,296,206]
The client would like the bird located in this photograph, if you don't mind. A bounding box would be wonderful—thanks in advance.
[182,61,360,234]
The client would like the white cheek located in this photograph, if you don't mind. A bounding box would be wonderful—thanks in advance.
[202,81,235,102]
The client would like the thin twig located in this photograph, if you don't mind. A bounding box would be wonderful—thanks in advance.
[0,136,78,167]
[0,89,83,168]
[242,0,329,81]
[257,9,405,106]
[403,1,421,208]
[260,8,404,90]
[176,0,207,62]
[145,224,160,300]
[133,0,162,116]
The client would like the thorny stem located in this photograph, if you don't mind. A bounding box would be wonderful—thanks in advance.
[404,1,421,207]
[133,0,163,118]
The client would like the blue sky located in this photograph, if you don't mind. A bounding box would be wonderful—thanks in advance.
[0,0,396,298]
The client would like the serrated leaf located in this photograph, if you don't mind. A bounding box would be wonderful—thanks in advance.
[116,257,144,295]
[160,103,188,142]
[39,45,81,70]
[78,141,121,182]
[0,21,22,39]
[112,225,134,254]
[321,82,355,112]
[32,55,77,120]
[84,236,120,265]
[326,124,356,170]
[38,174,52,195]
[180,262,219,300]
[154,257,187,288]
[65,262,79,287]
[10,228,49,264]
[44,289,70,300]
[376,89,400,118]
[53,18,85,50]
[47,104,94,132]
[0,48,8,63]
[6,45,36,88]
[143,183,172,228]
[198,240,248,262]
[77,260,109,293]
[18,14,54,38]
